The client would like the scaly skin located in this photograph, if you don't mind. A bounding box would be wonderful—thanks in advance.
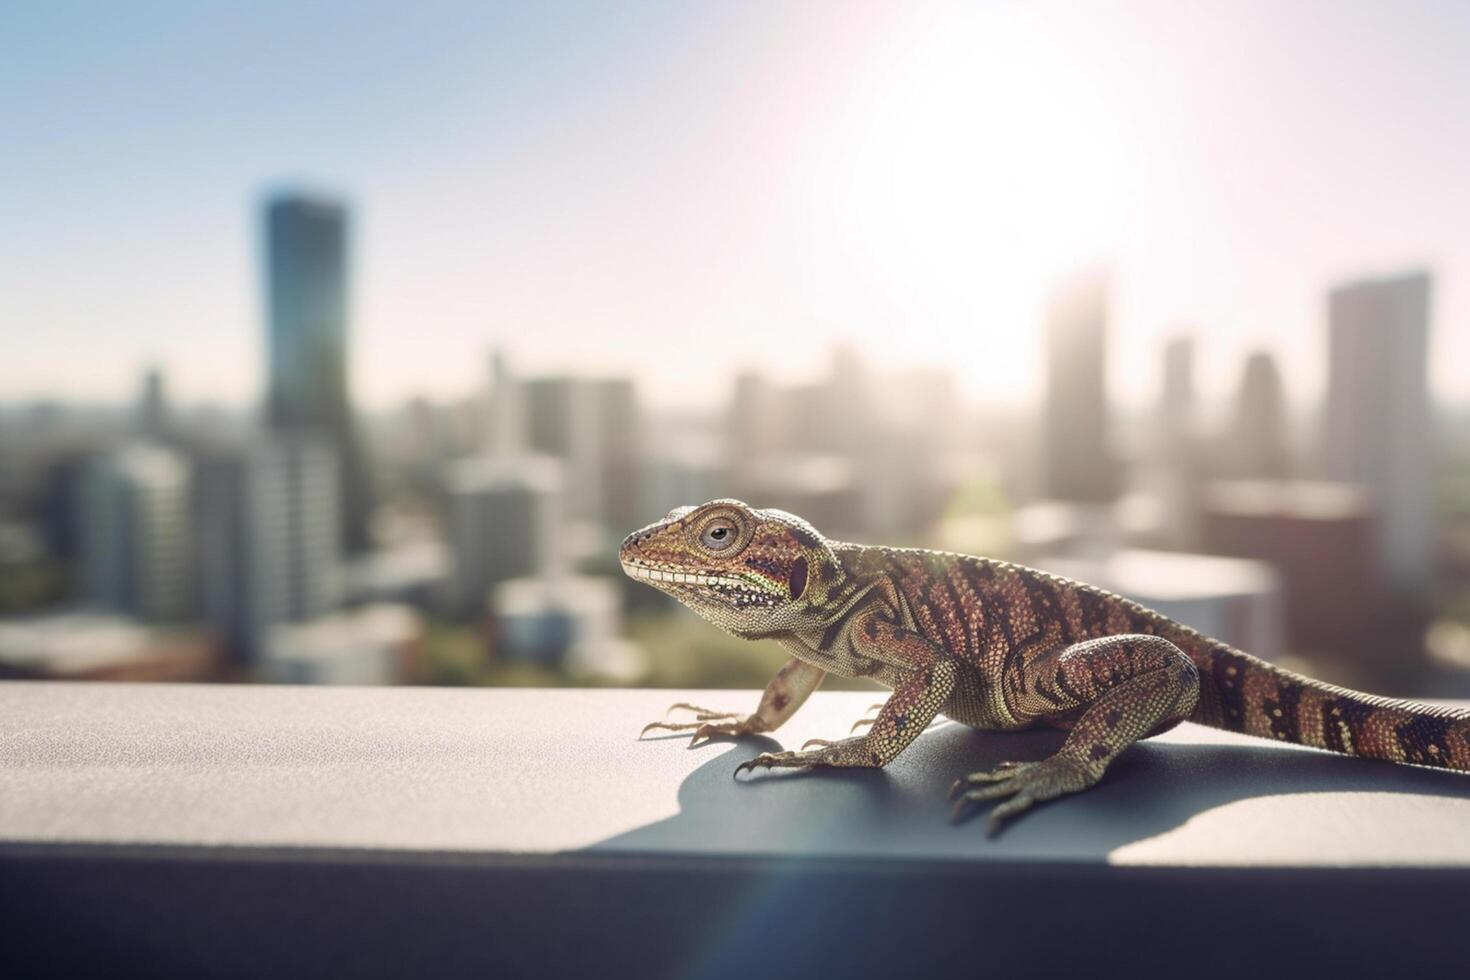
[621,499,1470,834]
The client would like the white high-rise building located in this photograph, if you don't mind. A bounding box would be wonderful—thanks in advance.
[443,455,562,619]
[1155,334,1204,549]
[199,435,342,664]
[81,444,192,623]
[524,377,602,525]
[1324,271,1432,599]
[1042,269,1115,503]
[484,349,525,459]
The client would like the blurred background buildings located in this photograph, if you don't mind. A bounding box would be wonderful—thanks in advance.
[4,1,1470,696]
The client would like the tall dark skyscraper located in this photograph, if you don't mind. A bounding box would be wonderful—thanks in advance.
[263,192,371,552]
[1043,269,1115,502]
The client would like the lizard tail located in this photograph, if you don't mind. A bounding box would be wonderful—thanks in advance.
[1173,633,1470,772]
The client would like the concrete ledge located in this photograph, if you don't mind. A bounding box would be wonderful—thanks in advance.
[3,683,1469,978]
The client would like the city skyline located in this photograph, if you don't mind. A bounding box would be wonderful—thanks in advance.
[4,1,1470,412]
[0,197,1456,693]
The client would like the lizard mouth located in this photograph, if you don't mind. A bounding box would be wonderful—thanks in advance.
[620,559,742,589]
[620,559,780,607]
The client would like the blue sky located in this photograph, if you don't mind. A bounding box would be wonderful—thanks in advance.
[3,1,1469,410]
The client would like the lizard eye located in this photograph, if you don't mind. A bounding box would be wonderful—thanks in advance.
[699,518,739,552]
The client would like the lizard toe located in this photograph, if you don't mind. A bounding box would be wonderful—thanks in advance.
[665,703,742,721]
[951,755,1099,830]
[949,760,1030,795]
[986,794,1041,836]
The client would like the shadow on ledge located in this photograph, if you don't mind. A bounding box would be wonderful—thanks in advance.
[586,721,1470,863]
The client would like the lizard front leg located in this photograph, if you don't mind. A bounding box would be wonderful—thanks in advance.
[951,634,1199,834]
[639,656,825,744]
[736,611,955,775]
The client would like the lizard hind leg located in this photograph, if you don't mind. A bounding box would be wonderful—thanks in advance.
[951,634,1199,836]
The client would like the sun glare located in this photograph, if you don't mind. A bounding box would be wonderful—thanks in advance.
[834,7,1130,399]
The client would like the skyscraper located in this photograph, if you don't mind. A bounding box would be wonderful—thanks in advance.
[263,192,371,553]
[484,349,525,459]
[1324,271,1433,600]
[81,444,192,623]
[137,366,170,443]
[524,377,602,525]
[729,370,783,464]
[443,456,562,619]
[1227,351,1291,479]
[199,435,342,665]
[1043,269,1115,502]
[1203,481,1381,661]
[1156,335,1203,548]
[594,377,641,532]
[1160,335,1195,434]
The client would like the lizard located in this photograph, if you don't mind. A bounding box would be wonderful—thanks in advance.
[621,498,1470,834]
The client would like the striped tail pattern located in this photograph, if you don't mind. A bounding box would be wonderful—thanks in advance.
[1175,633,1470,772]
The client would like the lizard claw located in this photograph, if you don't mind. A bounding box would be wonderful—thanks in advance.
[735,752,790,778]
[666,702,741,721]
[733,756,769,778]
[734,738,871,778]
[849,704,887,734]
[950,757,1095,834]
[640,703,749,741]
[949,761,1025,796]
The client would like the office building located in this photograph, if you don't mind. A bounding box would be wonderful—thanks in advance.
[1202,480,1381,662]
[81,444,192,623]
[138,366,171,443]
[493,575,644,680]
[1155,335,1204,547]
[642,444,725,522]
[595,377,641,533]
[1323,271,1433,599]
[443,455,562,619]
[1160,335,1196,430]
[484,349,525,458]
[1043,269,1115,502]
[519,375,640,530]
[729,370,783,464]
[199,436,342,664]
[524,377,601,525]
[263,192,372,552]
[1227,351,1291,479]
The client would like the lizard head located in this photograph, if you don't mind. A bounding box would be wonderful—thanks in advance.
[619,499,844,637]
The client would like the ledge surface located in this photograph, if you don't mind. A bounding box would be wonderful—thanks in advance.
[6,682,1470,978]
[2,681,1469,867]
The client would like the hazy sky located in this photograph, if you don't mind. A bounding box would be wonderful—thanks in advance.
[3,0,1468,410]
